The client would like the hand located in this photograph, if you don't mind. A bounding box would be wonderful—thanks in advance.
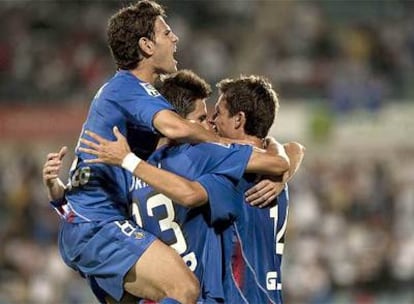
[79,126,131,166]
[245,179,285,208]
[43,146,67,188]
[43,146,68,201]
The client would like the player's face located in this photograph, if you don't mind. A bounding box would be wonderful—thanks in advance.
[185,99,210,131]
[152,16,179,74]
[210,94,238,139]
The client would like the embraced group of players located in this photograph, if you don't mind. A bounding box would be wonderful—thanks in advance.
[42,1,305,303]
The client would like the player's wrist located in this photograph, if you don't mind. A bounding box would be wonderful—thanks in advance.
[121,152,142,173]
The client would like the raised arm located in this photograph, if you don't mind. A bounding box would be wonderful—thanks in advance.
[154,110,220,144]
[42,146,68,201]
[154,110,254,146]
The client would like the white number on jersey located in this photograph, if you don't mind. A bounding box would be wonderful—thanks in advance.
[268,203,289,291]
[132,193,197,271]
[70,166,91,187]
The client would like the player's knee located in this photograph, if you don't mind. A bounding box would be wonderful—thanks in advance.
[167,274,199,304]
[183,276,200,302]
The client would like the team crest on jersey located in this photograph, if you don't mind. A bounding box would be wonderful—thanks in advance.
[140,82,161,97]
[134,231,145,239]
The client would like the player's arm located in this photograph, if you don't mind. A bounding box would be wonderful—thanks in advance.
[245,142,305,207]
[154,110,220,143]
[244,137,290,176]
[79,128,291,208]
[42,146,68,201]
[153,110,253,146]
[80,126,208,207]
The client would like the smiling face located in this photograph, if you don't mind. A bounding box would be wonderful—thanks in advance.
[151,16,179,74]
[210,94,239,139]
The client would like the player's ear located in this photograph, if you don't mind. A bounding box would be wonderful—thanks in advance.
[138,37,155,56]
[234,111,245,130]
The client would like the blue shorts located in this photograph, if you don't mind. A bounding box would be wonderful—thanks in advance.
[58,219,157,302]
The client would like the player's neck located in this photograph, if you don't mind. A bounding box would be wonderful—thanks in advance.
[129,65,158,84]
[242,134,263,149]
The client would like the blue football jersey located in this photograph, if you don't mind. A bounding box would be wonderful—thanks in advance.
[65,70,174,223]
[209,176,290,304]
[130,142,253,302]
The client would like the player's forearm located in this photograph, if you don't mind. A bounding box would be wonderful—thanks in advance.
[46,178,66,201]
[133,161,208,207]
[154,110,219,143]
[283,142,305,182]
[246,148,290,176]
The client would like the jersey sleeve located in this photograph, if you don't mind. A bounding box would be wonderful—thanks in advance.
[196,173,243,225]
[121,82,175,133]
[187,143,253,182]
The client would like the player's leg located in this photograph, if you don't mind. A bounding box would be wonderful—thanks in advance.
[60,219,199,303]
[124,238,199,304]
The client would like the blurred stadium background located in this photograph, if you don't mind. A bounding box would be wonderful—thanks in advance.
[0,0,413,303]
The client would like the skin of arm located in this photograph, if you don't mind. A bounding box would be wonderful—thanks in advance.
[79,127,291,208]
[42,146,68,201]
[244,145,289,176]
[245,142,305,207]
[154,110,255,146]
[154,110,220,144]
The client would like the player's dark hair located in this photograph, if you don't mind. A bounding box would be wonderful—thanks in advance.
[156,70,212,118]
[217,75,279,139]
[107,0,165,70]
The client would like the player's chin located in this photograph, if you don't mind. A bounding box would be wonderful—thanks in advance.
[171,60,178,72]
[163,64,177,74]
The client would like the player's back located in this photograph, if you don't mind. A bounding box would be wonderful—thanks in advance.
[130,142,253,302]
[220,176,289,304]
[65,70,174,223]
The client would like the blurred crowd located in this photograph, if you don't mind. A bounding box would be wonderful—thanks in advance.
[1,1,414,106]
[0,145,413,303]
[284,149,414,303]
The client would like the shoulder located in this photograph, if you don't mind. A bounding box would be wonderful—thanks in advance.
[192,142,253,155]
[185,142,251,164]
[103,71,161,98]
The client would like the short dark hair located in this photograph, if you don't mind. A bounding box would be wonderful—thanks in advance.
[156,70,212,118]
[107,0,165,70]
[217,75,279,139]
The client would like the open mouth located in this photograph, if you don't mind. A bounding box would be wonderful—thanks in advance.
[172,47,177,63]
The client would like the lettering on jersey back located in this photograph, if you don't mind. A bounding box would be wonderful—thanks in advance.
[129,176,149,192]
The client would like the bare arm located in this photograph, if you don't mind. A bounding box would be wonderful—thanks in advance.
[245,141,305,207]
[80,127,208,207]
[244,139,290,176]
[42,146,68,201]
[154,110,220,143]
[154,110,254,146]
[79,128,290,208]
[132,161,208,207]
[283,142,305,180]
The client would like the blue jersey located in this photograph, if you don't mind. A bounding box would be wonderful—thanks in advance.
[130,142,253,302]
[65,70,174,223]
[209,175,289,304]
